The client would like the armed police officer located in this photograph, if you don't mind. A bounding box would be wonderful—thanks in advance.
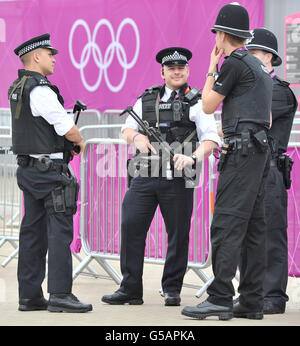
[245,28,298,314]
[102,47,220,306]
[9,34,92,313]
[182,3,273,321]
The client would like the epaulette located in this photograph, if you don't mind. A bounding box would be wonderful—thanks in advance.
[274,75,290,87]
[138,85,162,98]
[28,74,51,87]
[231,50,248,59]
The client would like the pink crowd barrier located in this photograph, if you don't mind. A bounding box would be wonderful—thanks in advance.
[70,143,300,278]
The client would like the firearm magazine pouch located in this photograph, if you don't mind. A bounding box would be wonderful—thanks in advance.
[63,175,80,215]
[51,186,66,213]
[46,174,79,215]
[278,154,293,189]
[252,130,269,152]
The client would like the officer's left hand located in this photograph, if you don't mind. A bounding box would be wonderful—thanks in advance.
[173,154,194,170]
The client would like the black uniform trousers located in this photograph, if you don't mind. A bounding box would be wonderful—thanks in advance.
[119,176,194,298]
[16,163,73,299]
[262,164,289,303]
[207,143,270,309]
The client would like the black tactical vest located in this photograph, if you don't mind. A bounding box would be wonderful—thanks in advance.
[221,50,273,136]
[140,84,200,152]
[269,74,298,154]
[8,69,65,155]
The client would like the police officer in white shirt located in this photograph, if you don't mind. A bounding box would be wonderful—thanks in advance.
[102,47,220,306]
[8,34,92,313]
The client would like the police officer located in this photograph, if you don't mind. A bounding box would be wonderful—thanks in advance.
[245,28,298,314]
[9,34,92,313]
[182,3,273,320]
[101,47,220,306]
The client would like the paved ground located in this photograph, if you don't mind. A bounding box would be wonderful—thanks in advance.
[0,242,299,327]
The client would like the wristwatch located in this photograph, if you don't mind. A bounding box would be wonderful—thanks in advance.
[206,72,218,79]
[191,154,198,169]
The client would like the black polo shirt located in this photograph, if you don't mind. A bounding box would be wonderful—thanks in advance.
[213,51,255,98]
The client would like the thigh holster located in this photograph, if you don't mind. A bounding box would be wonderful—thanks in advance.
[45,174,79,215]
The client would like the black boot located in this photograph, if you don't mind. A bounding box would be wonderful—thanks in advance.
[19,297,48,311]
[233,302,263,319]
[164,292,181,306]
[47,293,93,313]
[181,300,233,320]
[101,290,143,305]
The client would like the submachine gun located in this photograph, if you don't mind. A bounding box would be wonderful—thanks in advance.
[64,100,87,164]
[53,100,87,215]
[120,106,198,188]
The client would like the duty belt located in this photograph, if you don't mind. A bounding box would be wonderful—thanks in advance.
[217,130,269,173]
[224,136,254,150]
[17,155,68,173]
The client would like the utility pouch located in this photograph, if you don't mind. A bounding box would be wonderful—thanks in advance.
[278,154,293,189]
[64,175,80,214]
[241,132,250,156]
[252,130,269,152]
[51,186,66,213]
[17,155,30,167]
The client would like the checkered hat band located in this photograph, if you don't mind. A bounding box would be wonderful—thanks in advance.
[18,40,51,56]
[162,51,187,64]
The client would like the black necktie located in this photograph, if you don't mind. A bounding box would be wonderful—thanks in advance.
[167,90,177,102]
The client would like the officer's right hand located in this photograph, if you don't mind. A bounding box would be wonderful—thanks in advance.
[72,140,85,155]
[209,44,224,72]
[133,134,157,154]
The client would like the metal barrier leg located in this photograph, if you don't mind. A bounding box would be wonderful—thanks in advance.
[94,257,122,285]
[1,246,19,267]
[0,237,6,248]
[195,276,214,298]
[72,254,94,280]
[72,253,99,277]
[8,239,18,249]
[185,267,214,298]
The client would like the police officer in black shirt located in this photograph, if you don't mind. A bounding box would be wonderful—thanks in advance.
[9,34,92,313]
[246,28,298,314]
[182,3,273,321]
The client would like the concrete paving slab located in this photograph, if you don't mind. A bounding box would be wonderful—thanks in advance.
[0,242,299,326]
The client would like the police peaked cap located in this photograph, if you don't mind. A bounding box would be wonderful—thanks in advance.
[14,33,58,57]
[156,47,192,66]
[211,2,252,39]
[246,28,282,66]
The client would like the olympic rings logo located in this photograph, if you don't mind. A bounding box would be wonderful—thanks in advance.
[69,18,140,92]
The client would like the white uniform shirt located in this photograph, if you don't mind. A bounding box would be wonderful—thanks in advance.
[29,86,74,159]
[121,86,221,146]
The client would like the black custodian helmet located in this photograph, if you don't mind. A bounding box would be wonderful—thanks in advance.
[211,2,252,39]
[246,28,282,66]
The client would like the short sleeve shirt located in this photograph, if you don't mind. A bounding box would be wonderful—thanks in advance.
[212,53,255,98]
